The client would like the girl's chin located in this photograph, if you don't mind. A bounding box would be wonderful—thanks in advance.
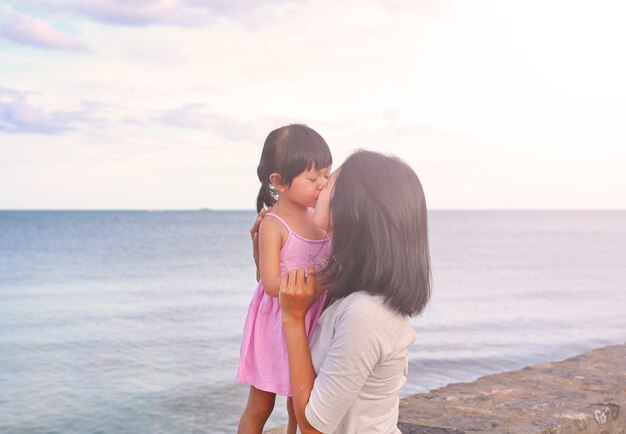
[301,204,317,211]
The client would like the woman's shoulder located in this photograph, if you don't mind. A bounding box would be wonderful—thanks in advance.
[338,291,389,311]
[335,292,411,329]
[331,292,415,352]
[338,291,382,309]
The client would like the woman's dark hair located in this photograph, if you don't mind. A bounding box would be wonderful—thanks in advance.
[256,124,332,213]
[319,150,431,316]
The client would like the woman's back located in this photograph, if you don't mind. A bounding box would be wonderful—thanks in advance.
[306,292,416,433]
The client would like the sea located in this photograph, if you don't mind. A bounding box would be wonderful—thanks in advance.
[0,210,624,434]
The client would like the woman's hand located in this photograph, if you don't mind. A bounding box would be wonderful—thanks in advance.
[279,267,318,324]
[250,209,267,281]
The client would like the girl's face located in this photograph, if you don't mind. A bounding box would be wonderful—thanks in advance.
[312,168,340,233]
[283,164,331,209]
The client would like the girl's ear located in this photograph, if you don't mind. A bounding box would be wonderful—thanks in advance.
[269,173,285,192]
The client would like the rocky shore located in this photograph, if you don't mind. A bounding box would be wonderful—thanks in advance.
[265,343,625,433]
[399,343,625,433]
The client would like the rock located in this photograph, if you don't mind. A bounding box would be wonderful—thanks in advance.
[398,343,626,434]
[398,423,465,433]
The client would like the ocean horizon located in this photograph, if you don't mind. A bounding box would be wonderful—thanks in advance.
[1,210,625,433]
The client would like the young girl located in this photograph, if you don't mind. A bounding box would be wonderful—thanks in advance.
[237,124,333,434]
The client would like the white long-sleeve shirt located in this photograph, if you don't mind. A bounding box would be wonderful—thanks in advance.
[305,292,416,433]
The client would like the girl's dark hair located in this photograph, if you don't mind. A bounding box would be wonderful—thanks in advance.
[256,124,332,212]
[319,150,431,317]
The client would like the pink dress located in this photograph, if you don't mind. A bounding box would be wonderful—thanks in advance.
[237,212,331,396]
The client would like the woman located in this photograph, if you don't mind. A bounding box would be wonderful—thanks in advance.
[253,150,431,433]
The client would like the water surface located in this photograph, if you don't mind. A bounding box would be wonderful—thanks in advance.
[0,211,624,433]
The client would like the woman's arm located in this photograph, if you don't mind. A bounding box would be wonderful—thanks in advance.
[280,269,323,434]
[281,272,386,433]
[250,209,267,282]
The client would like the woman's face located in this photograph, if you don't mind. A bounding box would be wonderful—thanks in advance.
[312,168,340,233]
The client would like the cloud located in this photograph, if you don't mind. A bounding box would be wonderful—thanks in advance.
[155,103,212,128]
[0,12,86,51]
[154,103,261,141]
[70,0,298,27]
[375,0,444,15]
[0,88,99,134]
[72,0,217,26]
[184,0,300,17]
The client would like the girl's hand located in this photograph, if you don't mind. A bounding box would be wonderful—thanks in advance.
[279,267,318,324]
[250,209,267,278]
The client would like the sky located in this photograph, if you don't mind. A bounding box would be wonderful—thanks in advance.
[0,0,625,210]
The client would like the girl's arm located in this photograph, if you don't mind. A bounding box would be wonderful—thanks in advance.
[258,217,284,296]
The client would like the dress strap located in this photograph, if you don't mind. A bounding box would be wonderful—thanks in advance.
[265,212,292,233]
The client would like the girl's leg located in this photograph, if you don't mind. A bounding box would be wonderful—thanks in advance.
[286,397,297,434]
[238,386,276,434]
